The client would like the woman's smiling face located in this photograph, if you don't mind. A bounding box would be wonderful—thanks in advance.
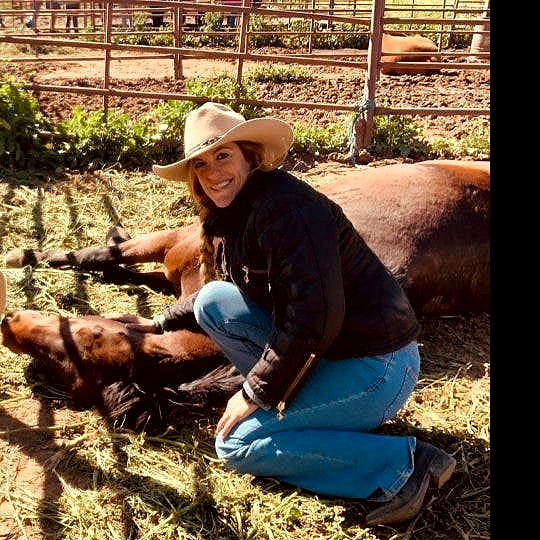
[192,142,252,208]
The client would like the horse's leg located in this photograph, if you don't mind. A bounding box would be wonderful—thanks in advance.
[4,241,174,294]
[100,226,175,294]
[4,226,199,295]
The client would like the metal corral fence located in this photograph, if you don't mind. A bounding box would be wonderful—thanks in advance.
[0,0,490,155]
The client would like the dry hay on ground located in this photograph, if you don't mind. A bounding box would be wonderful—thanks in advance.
[1,47,489,539]
[0,165,489,540]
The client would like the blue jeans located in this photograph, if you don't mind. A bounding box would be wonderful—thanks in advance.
[193,281,420,501]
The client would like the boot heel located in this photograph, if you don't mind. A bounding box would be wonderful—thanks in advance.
[429,453,456,489]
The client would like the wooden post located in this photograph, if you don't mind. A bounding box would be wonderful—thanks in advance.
[234,0,249,101]
[102,0,113,114]
[350,0,383,161]
[307,0,315,54]
[173,4,183,79]
[470,0,490,59]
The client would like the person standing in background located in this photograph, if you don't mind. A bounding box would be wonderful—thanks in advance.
[150,2,164,27]
[46,1,60,32]
[25,0,41,29]
[119,1,133,29]
[222,0,240,28]
[65,0,80,32]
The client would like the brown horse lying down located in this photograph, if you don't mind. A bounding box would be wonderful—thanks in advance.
[1,310,241,433]
[381,33,441,75]
[1,160,490,433]
[5,159,491,316]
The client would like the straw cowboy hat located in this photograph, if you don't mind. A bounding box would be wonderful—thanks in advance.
[153,102,294,181]
[0,270,6,316]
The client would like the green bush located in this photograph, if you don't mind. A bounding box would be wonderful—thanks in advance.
[143,99,196,163]
[312,24,370,50]
[248,16,289,48]
[247,64,313,84]
[369,115,432,158]
[429,120,490,160]
[202,10,225,31]
[292,122,348,155]
[0,79,55,167]
[48,74,267,170]
[55,107,156,169]
[186,74,264,119]
[0,76,488,172]
[456,121,490,158]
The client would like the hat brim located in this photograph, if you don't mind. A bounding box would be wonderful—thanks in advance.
[153,117,293,182]
[0,270,6,316]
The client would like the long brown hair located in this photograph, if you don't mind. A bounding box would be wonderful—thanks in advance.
[186,141,264,283]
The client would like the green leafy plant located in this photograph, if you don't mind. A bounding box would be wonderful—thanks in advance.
[133,11,150,30]
[0,79,55,167]
[186,74,264,119]
[48,74,267,170]
[312,24,370,50]
[456,120,490,159]
[143,99,196,163]
[426,137,455,158]
[55,106,155,169]
[369,115,432,158]
[188,11,238,47]
[201,10,225,31]
[248,16,289,48]
[0,71,488,172]
[292,122,348,155]
[429,120,490,160]
[284,19,312,49]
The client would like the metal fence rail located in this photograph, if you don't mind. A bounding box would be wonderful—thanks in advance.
[0,0,490,157]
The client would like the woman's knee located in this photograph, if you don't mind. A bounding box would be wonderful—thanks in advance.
[196,280,235,304]
[193,281,237,325]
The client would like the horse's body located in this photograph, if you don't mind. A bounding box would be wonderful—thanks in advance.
[381,32,441,75]
[6,159,490,316]
[324,159,490,315]
[1,160,490,433]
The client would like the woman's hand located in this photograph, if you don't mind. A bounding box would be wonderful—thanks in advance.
[100,314,157,333]
[126,322,157,333]
[216,389,259,439]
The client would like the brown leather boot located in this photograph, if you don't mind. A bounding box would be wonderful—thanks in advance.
[365,440,456,526]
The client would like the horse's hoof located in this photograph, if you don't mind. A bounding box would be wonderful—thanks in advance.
[5,248,35,268]
[106,226,131,246]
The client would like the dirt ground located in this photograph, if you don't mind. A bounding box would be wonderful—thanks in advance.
[4,49,490,144]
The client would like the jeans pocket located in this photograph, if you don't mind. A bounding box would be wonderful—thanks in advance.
[381,364,418,423]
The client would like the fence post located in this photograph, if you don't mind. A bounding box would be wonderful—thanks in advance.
[173,4,184,79]
[102,0,114,114]
[469,0,490,58]
[350,0,384,160]
[234,0,249,101]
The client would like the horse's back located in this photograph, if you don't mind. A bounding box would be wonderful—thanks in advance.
[320,160,490,315]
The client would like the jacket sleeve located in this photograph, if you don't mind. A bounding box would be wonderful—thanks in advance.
[246,202,346,411]
[160,291,200,332]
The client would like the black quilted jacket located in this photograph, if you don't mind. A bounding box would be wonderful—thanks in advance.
[162,168,420,413]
